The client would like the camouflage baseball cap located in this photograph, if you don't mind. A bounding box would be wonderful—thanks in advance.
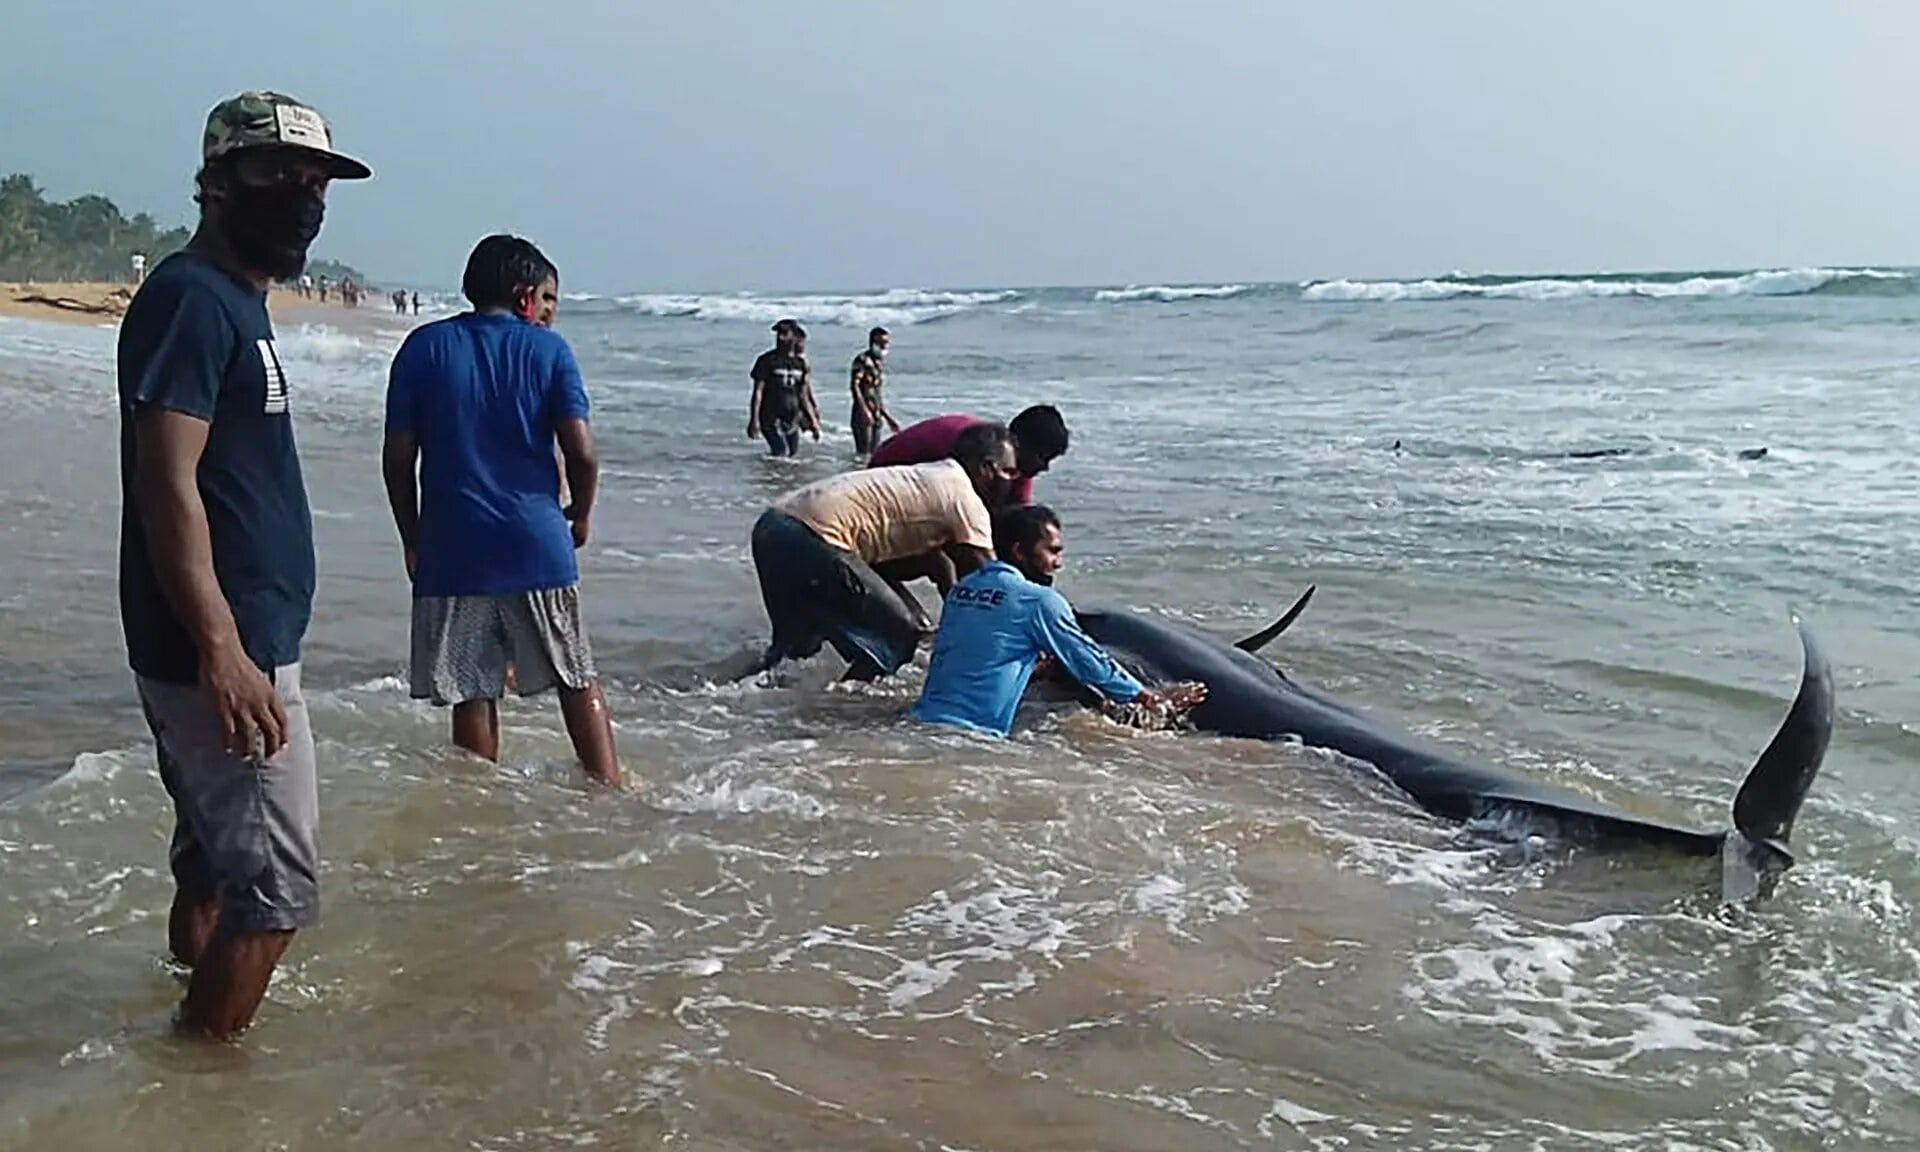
[202,90,371,180]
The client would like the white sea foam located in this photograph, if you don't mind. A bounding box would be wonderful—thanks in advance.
[1094,283,1251,303]
[1301,267,1909,303]
[609,287,1018,328]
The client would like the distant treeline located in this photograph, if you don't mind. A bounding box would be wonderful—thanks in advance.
[0,173,367,285]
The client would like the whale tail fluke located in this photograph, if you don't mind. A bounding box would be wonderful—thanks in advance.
[1721,618,1835,899]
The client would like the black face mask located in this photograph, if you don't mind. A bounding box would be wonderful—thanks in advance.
[222,183,325,281]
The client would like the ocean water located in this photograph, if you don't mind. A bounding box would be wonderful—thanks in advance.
[1,267,1917,1150]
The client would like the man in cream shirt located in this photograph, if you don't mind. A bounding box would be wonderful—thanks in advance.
[750,422,1018,680]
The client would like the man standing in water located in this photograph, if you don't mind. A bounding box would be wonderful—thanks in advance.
[748,318,821,457]
[913,505,1206,737]
[849,326,899,459]
[118,91,369,1040]
[381,235,621,787]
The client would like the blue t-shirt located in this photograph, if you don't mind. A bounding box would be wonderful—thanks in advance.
[912,561,1144,738]
[384,312,591,597]
[117,250,316,683]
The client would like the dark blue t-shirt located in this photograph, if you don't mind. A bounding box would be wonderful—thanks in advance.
[117,250,316,683]
[383,312,591,598]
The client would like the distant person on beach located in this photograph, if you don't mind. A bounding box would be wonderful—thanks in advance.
[750,422,1017,680]
[912,504,1206,737]
[381,234,621,787]
[116,90,370,1041]
[298,272,312,298]
[849,326,900,459]
[748,318,821,457]
[130,251,146,284]
[391,288,407,315]
[410,291,420,315]
[317,275,330,302]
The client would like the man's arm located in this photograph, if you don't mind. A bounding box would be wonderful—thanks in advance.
[557,417,600,547]
[1028,592,1144,705]
[800,360,822,437]
[134,410,288,755]
[382,337,422,576]
[552,341,600,547]
[747,355,767,436]
[942,543,991,588]
[380,429,420,577]
[850,359,873,424]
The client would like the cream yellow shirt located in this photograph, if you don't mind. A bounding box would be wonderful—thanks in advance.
[774,459,993,564]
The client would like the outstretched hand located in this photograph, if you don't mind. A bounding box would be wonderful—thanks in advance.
[1149,681,1209,712]
[1106,680,1209,731]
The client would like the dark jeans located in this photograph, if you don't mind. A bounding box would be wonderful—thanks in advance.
[749,510,931,679]
[761,416,801,457]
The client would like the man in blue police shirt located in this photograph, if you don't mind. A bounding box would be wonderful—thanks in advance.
[912,504,1206,737]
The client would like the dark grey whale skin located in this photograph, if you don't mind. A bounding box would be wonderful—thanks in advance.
[1071,604,1834,863]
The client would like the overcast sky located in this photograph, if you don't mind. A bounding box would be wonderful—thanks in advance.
[6,1,1919,292]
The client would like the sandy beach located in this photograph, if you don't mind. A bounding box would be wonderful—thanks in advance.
[0,280,399,330]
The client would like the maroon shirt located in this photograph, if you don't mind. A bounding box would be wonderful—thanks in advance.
[868,414,1037,505]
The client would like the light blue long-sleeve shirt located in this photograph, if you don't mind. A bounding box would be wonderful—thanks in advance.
[911,561,1144,738]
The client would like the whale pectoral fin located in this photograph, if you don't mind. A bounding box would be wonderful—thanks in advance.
[1234,585,1317,653]
[1730,618,1835,848]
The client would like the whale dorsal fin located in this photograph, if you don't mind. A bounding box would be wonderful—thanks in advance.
[1234,585,1316,653]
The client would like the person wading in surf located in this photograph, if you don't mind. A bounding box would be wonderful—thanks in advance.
[849,326,899,459]
[117,90,370,1041]
[748,318,822,457]
[912,504,1206,737]
[381,234,621,787]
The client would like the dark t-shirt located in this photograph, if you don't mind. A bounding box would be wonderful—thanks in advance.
[117,250,316,683]
[751,349,808,422]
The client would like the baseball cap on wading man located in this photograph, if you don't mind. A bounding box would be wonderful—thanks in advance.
[202,90,372,180]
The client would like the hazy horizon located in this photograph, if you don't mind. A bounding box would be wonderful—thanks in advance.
[9,2,1920,294]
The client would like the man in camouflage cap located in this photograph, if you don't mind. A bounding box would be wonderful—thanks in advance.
[117,89,366,1040]
[202,89,371,180]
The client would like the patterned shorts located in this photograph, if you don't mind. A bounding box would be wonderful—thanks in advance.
[410,585,598,706]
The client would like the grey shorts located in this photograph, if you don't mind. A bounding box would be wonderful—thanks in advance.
[137,663,319,934]
[410,585,597,706]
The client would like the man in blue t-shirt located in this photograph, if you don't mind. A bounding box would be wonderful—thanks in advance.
[912,505,1207,737]
[118,90,371,1041]
[381,234,621,786]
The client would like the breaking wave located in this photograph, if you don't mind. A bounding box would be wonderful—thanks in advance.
[1094,283,1252,303]
[1300,267,1912,303]
[598,288,1020,328]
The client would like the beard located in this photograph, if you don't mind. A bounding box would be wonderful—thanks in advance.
[1017,562,1053,586]
[221,184,326,282]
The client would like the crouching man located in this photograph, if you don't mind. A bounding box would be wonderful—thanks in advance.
[751,423,1018,680]
[911,504,1206,737]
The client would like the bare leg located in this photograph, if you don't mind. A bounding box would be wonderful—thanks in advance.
[177,928,293,1041]
[168,887,219,968]
[452,700,501,761]
[558,681,622,787]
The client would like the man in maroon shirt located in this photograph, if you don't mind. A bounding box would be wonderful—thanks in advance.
[868,404,1069,507]
[867,405,1071,606]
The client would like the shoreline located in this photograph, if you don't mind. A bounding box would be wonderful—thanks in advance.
[0,280,409,331]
